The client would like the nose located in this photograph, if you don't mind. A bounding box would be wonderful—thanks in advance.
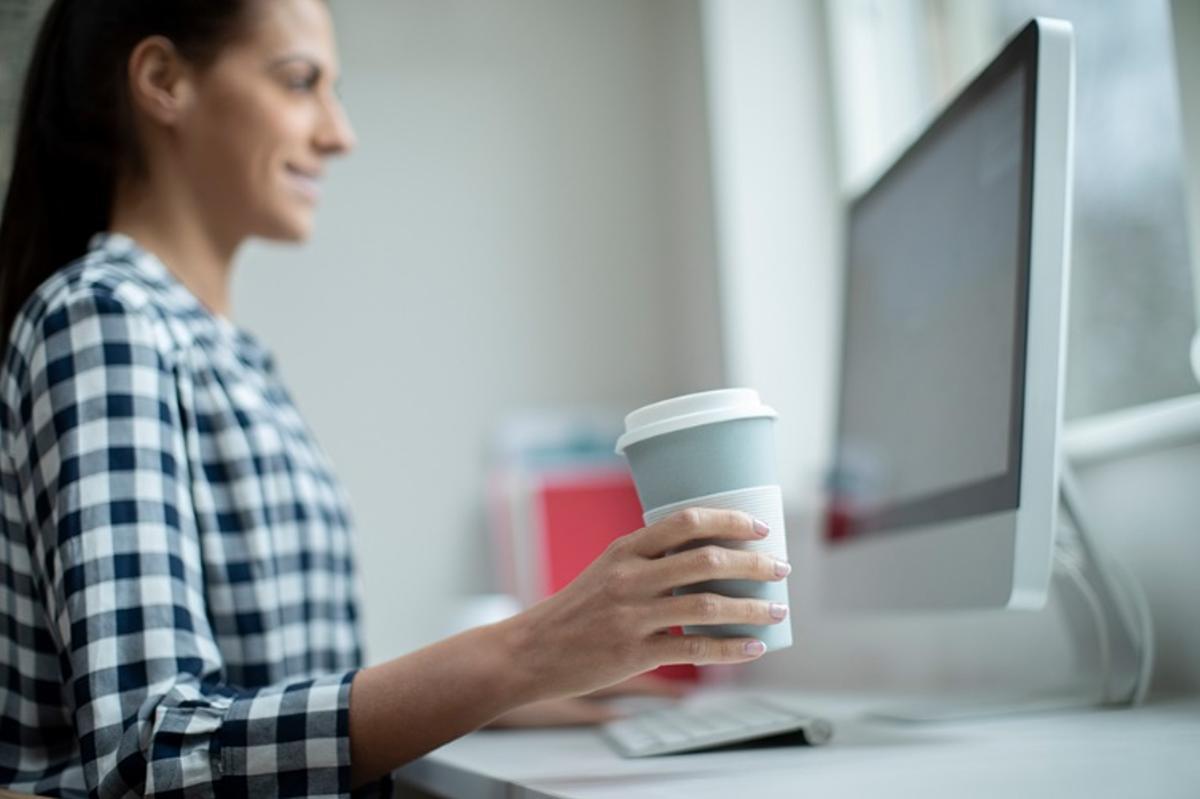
[315,90,357,156]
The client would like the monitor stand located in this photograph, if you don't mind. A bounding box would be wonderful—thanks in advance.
[870,461,1155,723]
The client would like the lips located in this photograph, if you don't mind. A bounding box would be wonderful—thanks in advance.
[284,163,322,202]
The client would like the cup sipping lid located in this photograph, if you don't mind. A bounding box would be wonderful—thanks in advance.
[614,388,777,455]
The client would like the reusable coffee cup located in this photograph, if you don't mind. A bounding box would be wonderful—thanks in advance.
[615,388,792,651]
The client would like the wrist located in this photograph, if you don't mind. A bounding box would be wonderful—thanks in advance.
[487,611,549,707]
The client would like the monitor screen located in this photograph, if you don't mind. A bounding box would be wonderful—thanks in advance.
[828,56,1035,543]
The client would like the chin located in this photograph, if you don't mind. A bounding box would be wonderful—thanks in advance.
[260,210,316,243]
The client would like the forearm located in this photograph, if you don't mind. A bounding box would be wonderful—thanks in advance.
[348,508,786,788]
[348,617,537,788]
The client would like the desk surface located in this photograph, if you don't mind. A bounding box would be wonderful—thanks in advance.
[395,689,1200,799]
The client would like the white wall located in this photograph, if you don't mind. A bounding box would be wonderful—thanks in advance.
[1069,437,1200,694]
[701,0,843,511]
[233,0,723,661]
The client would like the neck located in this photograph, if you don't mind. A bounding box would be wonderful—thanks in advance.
[110,170,240,319]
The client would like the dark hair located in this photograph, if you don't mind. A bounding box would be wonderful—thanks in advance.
[0,0,257,354]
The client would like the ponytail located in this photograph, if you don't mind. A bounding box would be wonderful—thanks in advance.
[0,0,255,355]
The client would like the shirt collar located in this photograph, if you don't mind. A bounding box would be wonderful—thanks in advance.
[86,231,269,364]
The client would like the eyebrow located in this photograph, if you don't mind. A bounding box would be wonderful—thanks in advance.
[266,53,337,78]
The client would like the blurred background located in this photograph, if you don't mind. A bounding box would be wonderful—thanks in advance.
[2,0,1196,696]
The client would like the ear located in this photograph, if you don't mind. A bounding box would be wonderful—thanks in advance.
[126,35,197,126]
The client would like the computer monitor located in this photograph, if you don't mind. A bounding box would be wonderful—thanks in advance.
[822,18,1075,612]
[1170,0,1200,383]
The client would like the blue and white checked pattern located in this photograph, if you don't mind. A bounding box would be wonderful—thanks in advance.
[0,234,384,797]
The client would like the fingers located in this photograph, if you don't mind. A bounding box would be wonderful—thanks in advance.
[643,545,789,593]
[648,632,768,666]
[630,507,768,558]
[653,592,788,630]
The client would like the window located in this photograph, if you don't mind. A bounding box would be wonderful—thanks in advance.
[0,0,50,197]
[826,0,1197,420]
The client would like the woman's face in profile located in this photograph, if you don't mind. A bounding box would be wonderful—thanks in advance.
[177,0,356,243]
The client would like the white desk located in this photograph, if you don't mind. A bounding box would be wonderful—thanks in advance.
[394,689,1200,798]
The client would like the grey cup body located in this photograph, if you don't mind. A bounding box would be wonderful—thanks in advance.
[622,417,780,510]
[624,416,792,651]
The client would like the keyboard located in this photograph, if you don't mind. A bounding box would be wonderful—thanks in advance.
[601,696,834,758]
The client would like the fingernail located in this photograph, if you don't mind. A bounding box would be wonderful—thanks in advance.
[774,560,792,578]
[769,603,789,620]
[744,640,766,656]
[753,519,770,537]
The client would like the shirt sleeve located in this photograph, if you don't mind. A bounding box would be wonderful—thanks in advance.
[10,289,362,798]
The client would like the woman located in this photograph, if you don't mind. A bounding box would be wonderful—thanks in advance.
[0,1,789,796]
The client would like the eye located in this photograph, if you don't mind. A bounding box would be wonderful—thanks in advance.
[283,67,321,93]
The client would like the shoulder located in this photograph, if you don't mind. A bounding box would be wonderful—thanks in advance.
[1,236,193,415]
[8,235,196,367]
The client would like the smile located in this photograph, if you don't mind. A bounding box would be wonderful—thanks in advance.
[284,163,322,202]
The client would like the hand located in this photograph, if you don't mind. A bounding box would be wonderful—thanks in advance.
[486,697,618,728]
[499,507,790,704]
[487,673,689,729]
[584,672,690,700]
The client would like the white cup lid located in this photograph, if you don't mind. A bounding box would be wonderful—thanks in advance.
[615,388,777,454]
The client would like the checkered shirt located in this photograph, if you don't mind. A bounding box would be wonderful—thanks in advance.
[0,233,383,798]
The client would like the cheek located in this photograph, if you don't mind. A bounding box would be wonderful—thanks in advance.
[186,89,293,201]
[181,80,319,239]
